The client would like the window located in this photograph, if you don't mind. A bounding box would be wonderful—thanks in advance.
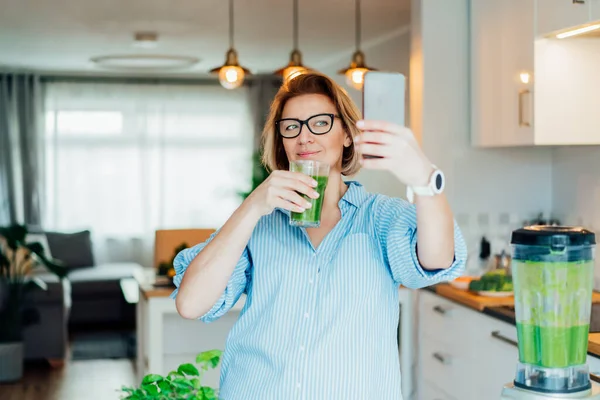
[44,81,254,265]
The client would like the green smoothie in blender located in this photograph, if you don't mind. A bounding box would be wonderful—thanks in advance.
[514,259,593,368]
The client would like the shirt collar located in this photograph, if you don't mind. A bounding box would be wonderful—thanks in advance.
[276,180,368,216]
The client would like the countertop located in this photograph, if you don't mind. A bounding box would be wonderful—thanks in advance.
[427,283,600,359]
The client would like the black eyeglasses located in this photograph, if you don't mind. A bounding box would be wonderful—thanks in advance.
[275,113,338,139]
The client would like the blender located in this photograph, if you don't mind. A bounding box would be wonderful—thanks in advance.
[501,226,600,399]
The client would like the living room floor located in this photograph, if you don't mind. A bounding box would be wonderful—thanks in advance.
[0,358,136,400]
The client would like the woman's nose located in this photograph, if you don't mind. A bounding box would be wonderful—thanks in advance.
[297,125,313,144]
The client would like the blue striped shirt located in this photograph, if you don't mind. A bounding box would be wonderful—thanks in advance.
[171,181,467,400]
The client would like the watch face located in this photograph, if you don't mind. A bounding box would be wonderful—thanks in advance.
[435,172,443,190]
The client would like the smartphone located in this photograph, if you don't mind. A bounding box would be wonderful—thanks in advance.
[361,71,406,158]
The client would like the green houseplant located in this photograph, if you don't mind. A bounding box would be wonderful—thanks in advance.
[0,224,67,382]
[120,349,222,399]
[239,151,270,200]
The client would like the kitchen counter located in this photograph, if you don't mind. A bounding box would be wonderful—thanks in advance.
[427,283,600,359]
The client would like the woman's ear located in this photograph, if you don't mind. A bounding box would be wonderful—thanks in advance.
[344,132,352,148]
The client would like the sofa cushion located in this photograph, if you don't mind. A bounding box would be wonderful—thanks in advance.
[45,230,95,270]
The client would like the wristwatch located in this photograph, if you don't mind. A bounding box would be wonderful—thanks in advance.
[406,165,445,204]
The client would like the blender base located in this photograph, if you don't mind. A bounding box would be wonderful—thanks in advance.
[501,382,600,399]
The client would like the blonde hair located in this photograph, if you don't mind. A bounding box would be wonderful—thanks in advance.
[261,72,362,176]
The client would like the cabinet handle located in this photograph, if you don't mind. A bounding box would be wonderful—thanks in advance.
[573,0,585,4]
[432,352,452,365]
[433,305,450,315]
[491,330,518,347]
[518,89,531,127]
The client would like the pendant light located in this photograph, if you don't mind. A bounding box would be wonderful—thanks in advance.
[274,0,311,83]
[338,0,376,90]
[210,0,250,89]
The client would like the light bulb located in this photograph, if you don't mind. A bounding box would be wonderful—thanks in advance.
[345,68,368,90]
[218,66,245,89]
[519,72,530,84]
[283,66,308,82]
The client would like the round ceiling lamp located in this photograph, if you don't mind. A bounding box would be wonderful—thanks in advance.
[338,0,377,90]
[274,0,312,83]
[210,0,250,90]
[90,54,200,71]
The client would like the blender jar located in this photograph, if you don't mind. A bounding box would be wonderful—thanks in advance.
[511,226,596,394]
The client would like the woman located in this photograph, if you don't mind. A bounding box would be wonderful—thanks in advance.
[172,72,467,399]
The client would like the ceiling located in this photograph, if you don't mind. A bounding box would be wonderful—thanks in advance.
[0,0,410,77]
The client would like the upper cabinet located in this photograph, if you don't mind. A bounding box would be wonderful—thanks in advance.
[470,0,535,147]
[592,0,600,20]
[470,0,600,147]
[536,0,592,36]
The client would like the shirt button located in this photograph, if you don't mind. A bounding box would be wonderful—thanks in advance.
[300,345,305,352]
[296,382,301,389]
[309,279,314,284]
[304,312,309,318]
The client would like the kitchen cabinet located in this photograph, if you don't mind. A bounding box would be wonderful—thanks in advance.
[470,0,535,147]
[470,0,600,147]
[536,0,592,37]
[418,291,519,400]
[592,0,600,20]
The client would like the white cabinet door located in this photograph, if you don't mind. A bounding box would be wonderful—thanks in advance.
[536,0,592,36]
[419,380,458,400]
[592,0,600,20]
[470,0,535,147]
[475,326,520,397]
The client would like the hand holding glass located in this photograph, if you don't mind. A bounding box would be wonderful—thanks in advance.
[289,160,329,227]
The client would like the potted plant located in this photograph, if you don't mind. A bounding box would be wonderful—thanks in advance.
[0,224,67,382]
[120,349,222,399]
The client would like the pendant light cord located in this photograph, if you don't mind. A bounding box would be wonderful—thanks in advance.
[293,0,299,50]
[355,0,361,51]
[229,0,234,49]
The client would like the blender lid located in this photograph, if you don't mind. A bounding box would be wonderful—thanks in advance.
[511,225,596,246]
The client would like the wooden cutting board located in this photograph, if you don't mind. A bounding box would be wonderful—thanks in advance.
[435,284,600,312]
[589,333,600,356]
[435,284,514,311]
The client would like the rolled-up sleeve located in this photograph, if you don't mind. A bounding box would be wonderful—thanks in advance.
[170,231,252,323]
[374,196,467,289]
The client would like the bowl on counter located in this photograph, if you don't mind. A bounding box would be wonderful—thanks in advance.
[449,276,477,290]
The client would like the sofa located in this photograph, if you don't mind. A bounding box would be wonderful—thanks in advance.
[22,229,143,362]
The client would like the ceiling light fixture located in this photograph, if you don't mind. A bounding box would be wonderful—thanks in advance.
[91,54,199,71]
[274,0,311,83]
[210,0,250,90]
[338,0,377,90]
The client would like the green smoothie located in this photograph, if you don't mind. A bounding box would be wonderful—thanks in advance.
[513,259,594,368]
[517,323,589,367]
[290,175,328,227]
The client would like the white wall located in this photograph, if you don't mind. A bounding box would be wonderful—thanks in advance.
[411,0,554,265]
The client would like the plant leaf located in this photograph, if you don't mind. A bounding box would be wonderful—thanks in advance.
[201,386,216,399]
[177,363,199,376]
[157,380,171,394]
[142,384,159,396]
[142,374,164,385]
[196,349,222,369]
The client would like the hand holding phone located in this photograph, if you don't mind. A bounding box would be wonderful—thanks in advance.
[356,71,434,187]
[360,71,406,159]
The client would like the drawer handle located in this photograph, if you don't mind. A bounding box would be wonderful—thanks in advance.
[573,0,585,4]
[491,330,518,347]
[433,305,450,315]
[432,352,452,365]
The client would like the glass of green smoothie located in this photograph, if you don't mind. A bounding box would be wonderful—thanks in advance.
[511,225,596,394]
[289,160,329,228]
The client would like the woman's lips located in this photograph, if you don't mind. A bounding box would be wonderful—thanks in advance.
[297,151,320,158]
